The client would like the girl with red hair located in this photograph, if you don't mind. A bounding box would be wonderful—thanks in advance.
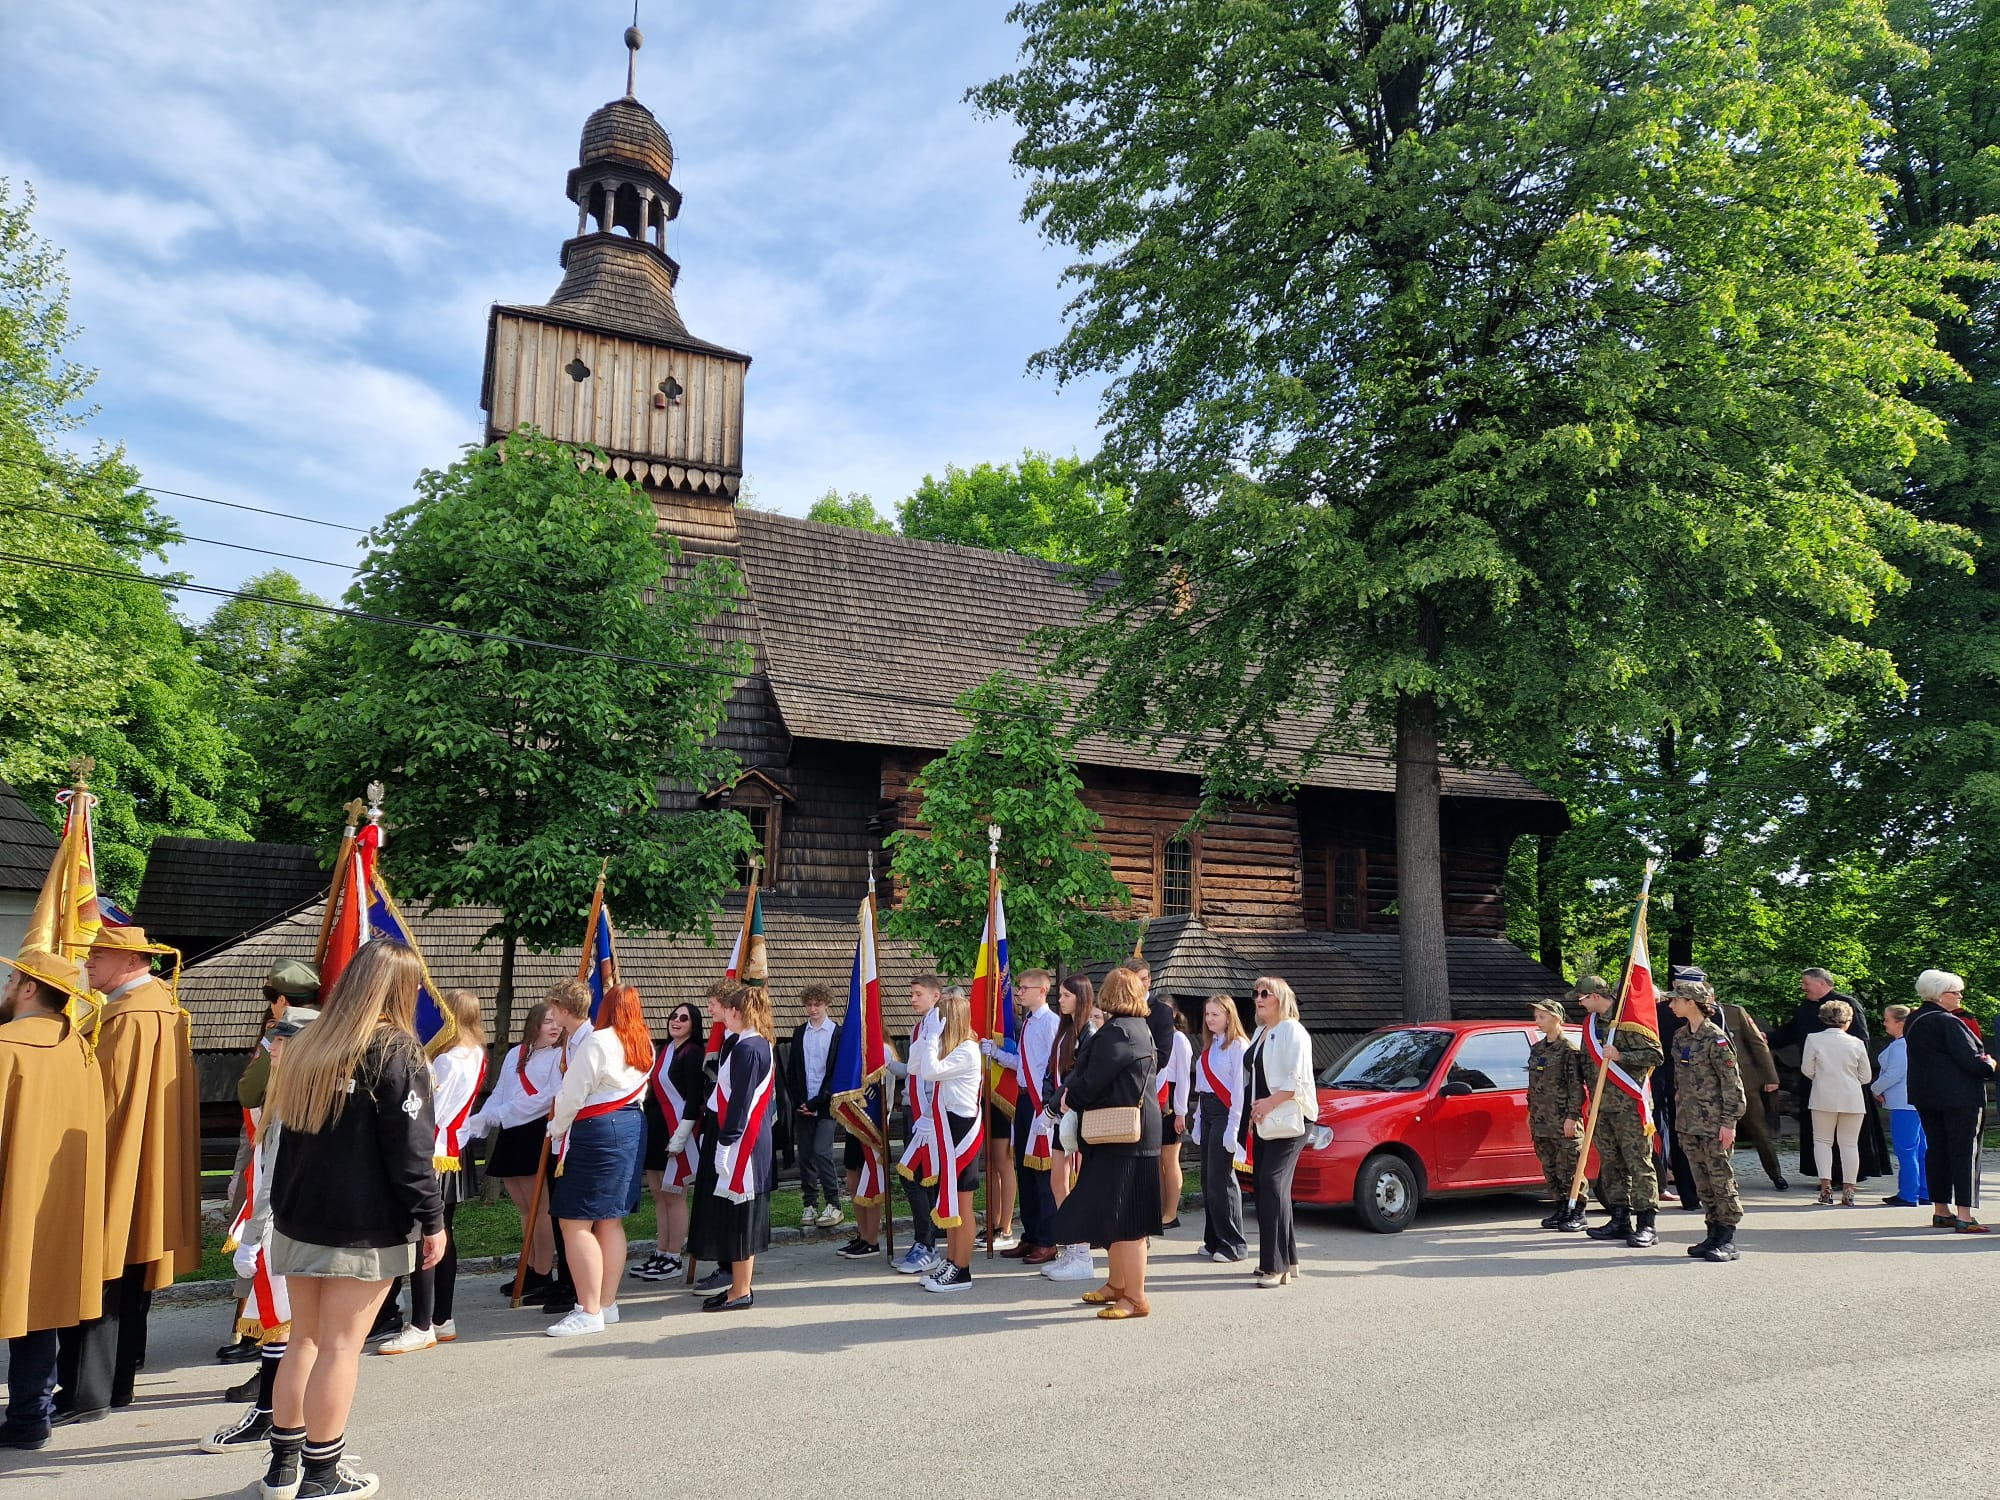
[544,983,653,1337]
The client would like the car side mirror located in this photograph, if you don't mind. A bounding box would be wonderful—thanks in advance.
[1438,1079,1473,1098]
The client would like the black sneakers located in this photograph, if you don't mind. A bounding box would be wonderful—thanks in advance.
[299,1461,380,1498]
[200,1406,271,1452]
[834,1237,879,1259]
[630,1253,683,1281]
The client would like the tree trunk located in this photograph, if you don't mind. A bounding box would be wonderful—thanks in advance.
[1395,690,1451,1021]
[1536,834,1563,975]
[493,929,518,1069]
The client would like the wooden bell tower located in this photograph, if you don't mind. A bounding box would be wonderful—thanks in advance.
[481,21,750,552]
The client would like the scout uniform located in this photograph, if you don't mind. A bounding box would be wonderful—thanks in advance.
[1672,981,1747,1261]
[56,926,201,1417]
[0,951,108,1448]
[1526,1000,1587,1229]
[1575,976,1667,1247]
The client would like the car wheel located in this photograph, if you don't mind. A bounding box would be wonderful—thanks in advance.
[1353,1152,1420,1234]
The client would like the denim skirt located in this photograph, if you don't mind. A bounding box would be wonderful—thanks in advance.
[549,1104,645,1222]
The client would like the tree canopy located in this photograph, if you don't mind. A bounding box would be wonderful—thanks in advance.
[976,0,1986,1017]
[285,430,755,1040]
[885,672,1130,975]
[898,450,1124,565]
[805,488,897,534]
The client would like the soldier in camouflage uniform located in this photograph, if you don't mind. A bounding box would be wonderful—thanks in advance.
[1668,979,1747,1262]
[1527,1000,1588,1231]
[1574,977,1667,1248]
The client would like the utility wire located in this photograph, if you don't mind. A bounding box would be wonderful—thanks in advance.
[0,495,362,574]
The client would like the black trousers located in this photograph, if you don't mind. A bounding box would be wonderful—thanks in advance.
[1250,1133,1304,1275]
[1013,1109,1055,1248]
[55,1264,149,1413]
[1199,1096,1247,1258]
[410,1202,460,1328]
[4,1329,59,1435]
[1917,1105,1981,1209]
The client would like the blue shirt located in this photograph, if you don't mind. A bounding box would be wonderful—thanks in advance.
[1874,1036,1912,1110]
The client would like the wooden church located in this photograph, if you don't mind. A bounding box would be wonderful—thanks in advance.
[180,29,1566,1080]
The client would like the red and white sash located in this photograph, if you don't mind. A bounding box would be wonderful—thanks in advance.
[434,1053,488,1172]
[1019,1040,1053,1170]
[1584,1015,1654,1134]
[928,1083,985,1229]
[897,1018,941,1183]
[224,1122,290,1341]
[1225,1041,1256,1176]
[650,1040,697,1188]
[710,1043,776,1204]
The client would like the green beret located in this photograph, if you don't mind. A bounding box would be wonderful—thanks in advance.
[265,957,321,999]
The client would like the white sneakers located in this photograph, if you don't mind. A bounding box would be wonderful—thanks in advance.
[546,1308,606,1338]
[374,1324,436,1356]
[1040,1246,1097,1281]
[603,1303,620,1325]
[991,1232,1021,1252]
[814,1204,844,1227]
[434,1319,457,1343]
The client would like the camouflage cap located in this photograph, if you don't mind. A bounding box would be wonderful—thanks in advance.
[1566,975,1611,1002]
[1530,999,1567,1022]
[264,957,321,999]
[1671,978,1716,1010]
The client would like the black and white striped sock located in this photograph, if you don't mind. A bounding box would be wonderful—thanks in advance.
[302,1433,345,1481]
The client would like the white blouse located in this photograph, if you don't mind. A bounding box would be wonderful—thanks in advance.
[428,1043,486,1160]
[468,1043,562,1133]
[548,1028,648,1140]
[1191,1035,1247,1145]
[915,1032,983,1119]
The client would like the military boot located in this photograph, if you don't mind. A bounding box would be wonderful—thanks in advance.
[1586,1208,1632,1241]
[1539,1207,1564,1229]
[1701,1225,1740,1262]
[1626,1208,1659,1248]
[1686,1221,1719,1257]
[1557,1203,1589,1232]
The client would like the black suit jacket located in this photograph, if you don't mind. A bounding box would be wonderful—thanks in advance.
[783,1020,841,1118]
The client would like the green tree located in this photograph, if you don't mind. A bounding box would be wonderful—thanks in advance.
[289,431,755,1044]
[805,488,897,534]
[884,672,1130,976]
[976,0,1981,1019]
[0,179,250,899]
[194,569,332,841]
[898,451,1125,564]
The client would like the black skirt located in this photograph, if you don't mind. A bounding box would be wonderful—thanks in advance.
[1053,1147,1163,1248]
[688,1129,771,1263]
[643,1091,672,1173]
[486,1120,545,1179]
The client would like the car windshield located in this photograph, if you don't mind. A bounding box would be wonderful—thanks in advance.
[1319,1029,1452,1092]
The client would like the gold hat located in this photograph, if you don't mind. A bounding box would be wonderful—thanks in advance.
[88,925,155,952]
[1,948,92,1004]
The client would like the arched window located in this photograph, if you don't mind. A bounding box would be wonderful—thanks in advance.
[1160,834,1194,917]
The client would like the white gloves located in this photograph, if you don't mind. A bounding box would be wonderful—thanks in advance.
[979,1039,998,1059]
[465,1111,495,1139]
[1058,1109,1080,1154]
[667,1120,695,1155]
[232,1242,261,1280]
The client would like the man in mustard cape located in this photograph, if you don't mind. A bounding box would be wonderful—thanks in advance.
[53,925,201,1422]
[0,950,108,1450]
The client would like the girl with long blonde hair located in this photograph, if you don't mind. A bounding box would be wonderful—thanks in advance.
[260,940,446,1500]
[691,981,778,1310]
[912,987,985,1293]
[466,1000,562,1298]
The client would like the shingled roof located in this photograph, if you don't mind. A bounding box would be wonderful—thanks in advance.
[0,781,57,893]
[495,238,746,360]
[177,896,927,1055]
[733,510,1553,803]
[133,839,329,961]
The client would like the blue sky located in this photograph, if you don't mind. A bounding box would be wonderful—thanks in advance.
[4,1,1108,611]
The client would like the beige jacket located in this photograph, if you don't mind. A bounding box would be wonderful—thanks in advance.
[1801,1028,1873,1114]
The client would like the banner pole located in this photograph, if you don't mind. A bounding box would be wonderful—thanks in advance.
[1565,860,1657,1214]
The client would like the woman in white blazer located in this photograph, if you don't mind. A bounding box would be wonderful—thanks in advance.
[1801,998,1874,1207]
[1240,976,1317,1287]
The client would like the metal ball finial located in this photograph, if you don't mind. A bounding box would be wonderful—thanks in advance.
[625,25,643,50]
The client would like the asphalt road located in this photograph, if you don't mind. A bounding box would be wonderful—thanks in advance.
[6,1175,1993,1500]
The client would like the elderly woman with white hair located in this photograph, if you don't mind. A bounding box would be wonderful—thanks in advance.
[1904,970,1996,1233]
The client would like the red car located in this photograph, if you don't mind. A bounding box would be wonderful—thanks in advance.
[1292,1020,1599,1232]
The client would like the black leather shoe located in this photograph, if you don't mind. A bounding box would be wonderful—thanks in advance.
[701,1289,754,1311]
[1771,1177,1790,1191]
[51,1408,107,1427]
[1538,1210,1563,1229]
[1626,1225,1658,1248]
[1586,1212,1631,1241]
[225,1371,260,1403]
[218,1334,261,1363]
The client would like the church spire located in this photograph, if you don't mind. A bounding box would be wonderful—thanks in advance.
[624,5,642,100]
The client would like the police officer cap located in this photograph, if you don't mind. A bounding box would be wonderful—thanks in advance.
[265,957,321,999]
[1530,999,1567,1022]
[1566,975,1610,1001]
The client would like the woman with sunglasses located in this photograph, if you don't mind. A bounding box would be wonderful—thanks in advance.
[1240,976,1317,1288]
[633,1002,705,1280]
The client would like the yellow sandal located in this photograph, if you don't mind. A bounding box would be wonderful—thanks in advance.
[1079,1284,1126,1305]
[1097,1296,1151,1320]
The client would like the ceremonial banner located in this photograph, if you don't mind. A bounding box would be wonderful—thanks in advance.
[1581,872,1660,1131]
[315,795,455,1051]
[710,871,766,1054]
[970,882,1017,1117]
[24,780,104,964]
[578,869,620,1023]
[829,886,889,1206]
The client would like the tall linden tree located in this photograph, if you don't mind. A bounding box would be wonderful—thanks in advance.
[975,0,1984,1017]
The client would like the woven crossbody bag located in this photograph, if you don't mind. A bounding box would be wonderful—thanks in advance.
[1079,1105,1142,1145]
